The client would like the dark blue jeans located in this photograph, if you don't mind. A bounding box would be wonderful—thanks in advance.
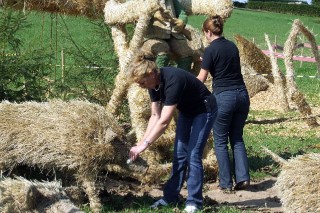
[213,88,250,189]
[163,111,215,208]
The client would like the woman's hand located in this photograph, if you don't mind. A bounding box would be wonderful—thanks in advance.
[129,143,148,162]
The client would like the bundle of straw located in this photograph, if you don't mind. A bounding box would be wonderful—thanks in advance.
[275,153,320,213]
[0,177,83,213]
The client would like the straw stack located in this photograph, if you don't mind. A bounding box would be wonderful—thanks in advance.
[0,177,83,213]
[275,153,320,213]
[0,100,134,212]
[5,0,107,17]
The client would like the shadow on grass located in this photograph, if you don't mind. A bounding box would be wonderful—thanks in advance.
[246,117,289,125]
[100,190,157,212]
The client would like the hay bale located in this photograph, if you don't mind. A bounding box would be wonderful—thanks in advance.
[275,153,320,213]
[0,177,83,213]
[0,100,134,213]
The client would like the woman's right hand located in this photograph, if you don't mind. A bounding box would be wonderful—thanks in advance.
[129,143,148,162]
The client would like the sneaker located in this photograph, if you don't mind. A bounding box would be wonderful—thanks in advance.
[184,205,199,213]
[150,198,168,209]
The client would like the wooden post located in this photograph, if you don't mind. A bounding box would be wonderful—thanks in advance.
[61,48,65,85]
[274,35,277,53]
[299,36,304,68]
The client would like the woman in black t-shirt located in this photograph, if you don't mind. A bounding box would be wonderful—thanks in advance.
[127,51,216,213]
[197,15,250,192]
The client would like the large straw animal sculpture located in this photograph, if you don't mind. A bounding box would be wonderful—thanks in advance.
[0,177,83,213]
[0,100,146,213]
[104,0,233,183]
[235,20,319,128]
[262,147,320,213]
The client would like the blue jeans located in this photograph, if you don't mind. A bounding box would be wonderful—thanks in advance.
[213,88,250,189]
[163,111,215,208]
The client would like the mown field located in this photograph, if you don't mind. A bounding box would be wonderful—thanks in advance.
[3,7,320,213]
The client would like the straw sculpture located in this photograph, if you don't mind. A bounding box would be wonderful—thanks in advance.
[0,100,148,212]
[104,0,232,184]
[275,153,320,213]
[0,177,83,213]
[234,34,274,99]
[264,34,289,112]
[283,19,319,127]
[4,0,107,18]
[234,34,273,83]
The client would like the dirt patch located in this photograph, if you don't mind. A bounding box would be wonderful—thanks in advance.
[101,177,283,212]
[148,178,282,212]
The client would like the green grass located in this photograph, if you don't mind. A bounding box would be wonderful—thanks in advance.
[189,9,320,49]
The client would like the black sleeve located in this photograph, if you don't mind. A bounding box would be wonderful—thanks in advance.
[163,76,185,106]
[201,46,214,71]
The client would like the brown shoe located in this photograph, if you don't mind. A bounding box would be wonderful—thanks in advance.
[234,180,250,190]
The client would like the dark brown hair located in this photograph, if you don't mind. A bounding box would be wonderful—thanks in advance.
[202,15,224,36]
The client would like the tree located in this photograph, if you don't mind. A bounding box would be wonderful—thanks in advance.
[0,6,52,102]
[312,0,320,6]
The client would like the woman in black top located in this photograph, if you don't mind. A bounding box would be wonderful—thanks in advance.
[197,15,250,192]
[128,51,216,213]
